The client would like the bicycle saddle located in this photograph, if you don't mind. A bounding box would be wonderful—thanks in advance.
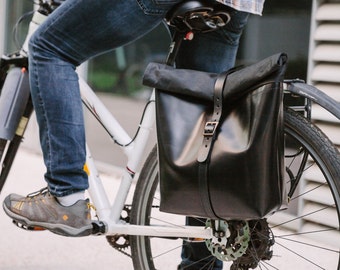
[165,0,231,33]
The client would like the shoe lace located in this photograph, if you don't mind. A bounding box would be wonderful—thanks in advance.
[27,187,49,198]
[26,188,97,213]
[87,202,96,211]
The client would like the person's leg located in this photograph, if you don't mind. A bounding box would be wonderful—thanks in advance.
[29,0,180,198]
[175,6,249,269]
[175,6,249,72]
[3,0,182,236]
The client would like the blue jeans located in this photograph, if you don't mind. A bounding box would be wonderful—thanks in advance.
[29,0,248,268]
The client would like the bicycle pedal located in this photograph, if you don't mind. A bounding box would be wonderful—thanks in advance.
[12,220,45,231]
[91,220,107,235]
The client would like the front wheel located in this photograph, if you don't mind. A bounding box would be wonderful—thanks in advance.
[0,66,33,193]
[130,108,340,270]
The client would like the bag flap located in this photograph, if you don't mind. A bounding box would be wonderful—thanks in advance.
[143,53,287,101]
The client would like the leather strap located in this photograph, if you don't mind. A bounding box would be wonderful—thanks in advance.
[197,72,226,162]
[197,71,227,218]
[198,160,217,218]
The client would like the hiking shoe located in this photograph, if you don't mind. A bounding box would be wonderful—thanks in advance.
[2,187,94,237]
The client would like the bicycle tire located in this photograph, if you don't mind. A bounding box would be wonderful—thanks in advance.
[0,65,33,193]
[0,102,33,193]
[130,108,340,270]
[0,135,23,193]
[0,139,7,161]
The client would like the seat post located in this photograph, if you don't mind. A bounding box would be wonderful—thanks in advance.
[163,0,231,66]
[165,30,186,66]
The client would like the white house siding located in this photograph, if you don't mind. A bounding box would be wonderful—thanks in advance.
[305,0,340,247]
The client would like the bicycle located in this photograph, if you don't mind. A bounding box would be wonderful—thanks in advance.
[1,0,340,269]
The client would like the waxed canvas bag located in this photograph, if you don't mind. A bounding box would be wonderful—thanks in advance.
[143,53,288,220]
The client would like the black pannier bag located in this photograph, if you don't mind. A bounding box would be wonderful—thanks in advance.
[143,53,288,220]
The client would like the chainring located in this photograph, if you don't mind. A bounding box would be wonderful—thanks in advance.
[106,234,130,250]
[106,205,131,252]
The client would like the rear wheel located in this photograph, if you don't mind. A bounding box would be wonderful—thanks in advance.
[130,108,340,270]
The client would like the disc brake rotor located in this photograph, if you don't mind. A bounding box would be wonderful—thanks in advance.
[205,219,250,261]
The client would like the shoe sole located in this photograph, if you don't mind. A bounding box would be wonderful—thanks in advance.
[3,203,93,237]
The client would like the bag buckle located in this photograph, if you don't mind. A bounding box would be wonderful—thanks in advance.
[203,121,218,136]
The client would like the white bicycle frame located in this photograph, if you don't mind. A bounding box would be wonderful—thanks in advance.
[80,79,212,239]
[23,10,213,240]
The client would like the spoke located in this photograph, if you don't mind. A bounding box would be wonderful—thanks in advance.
[152,196,160,202]
[247,238,262,265]
[291,181,327,201]
[179,255,217,270]
[152,244,182,259]
[276,236,339,253]
[271,204,335,229]
[201,257,218,270]
[302,161,314,172]
[191,217,207,225]
[278,228,337,237]
[149,216,185,228]
[286,150,298,167]
[275,241,326,269]
[259,260,279,270]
